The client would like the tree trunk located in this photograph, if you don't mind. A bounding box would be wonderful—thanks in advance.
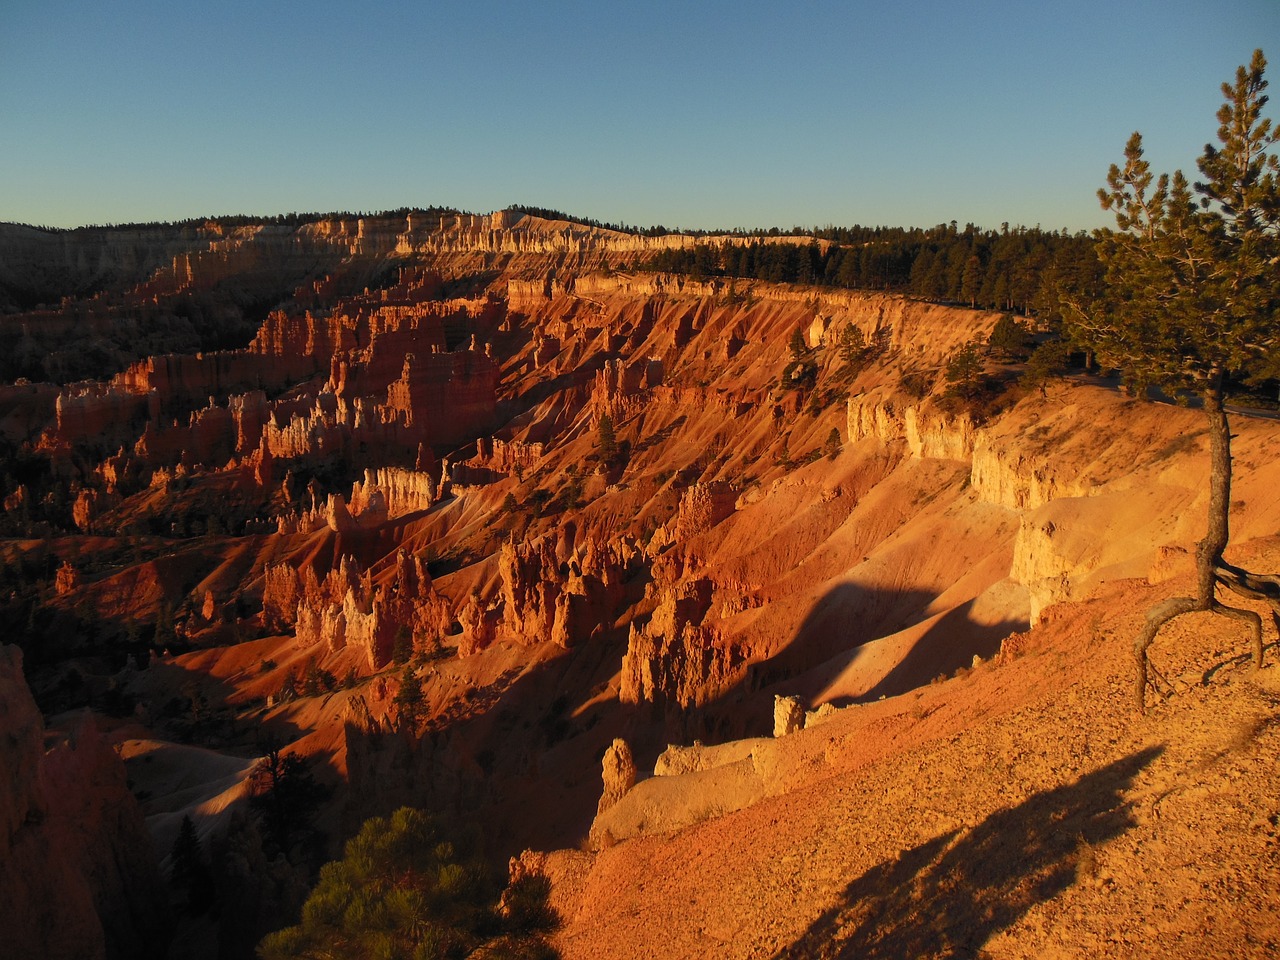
[1196,380,1232,602]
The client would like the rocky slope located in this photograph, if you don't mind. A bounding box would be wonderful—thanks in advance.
[0,211,1275,958]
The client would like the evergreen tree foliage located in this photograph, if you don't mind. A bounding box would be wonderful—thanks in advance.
[960,252,983,306]
[824,428,842,460]
[1061,49,1280,712]
[170,814,216,914]
[788,326,808,361]
[153,600,176,649]
[987,315,1031,361]
[249,741,327,852]
[637,225,1095,316]
[276,670,298,704]
[943,343,984,398]
[836,323,868,371]
[258,807,557,960]
[393,664,425,730]
[392,626,414,664]
[596,414,618,463]
[301,658,336,697]
[1021,339,1072,396]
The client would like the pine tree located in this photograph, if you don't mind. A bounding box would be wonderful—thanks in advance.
[987,315,1030,361]
[391,625,413,664]
[301,658,325,697]
[275,670,298,704]
[393,664,424,729]
[788,325,808,361]
[596,413,618,463]
[960,252,983,307]
[249,740,326,851]
[824,428,842,460]
[944,342,984,398]
[836,323,867,369]
[169,814,216,913]
[170,814,201,880]
[1062,49,1280,712]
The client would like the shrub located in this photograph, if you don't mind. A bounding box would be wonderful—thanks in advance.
[987,315,1031,360]
[824,427,842,460]
[901,371,931,400]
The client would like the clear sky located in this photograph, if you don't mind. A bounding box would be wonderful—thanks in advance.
[1,0,1275,232]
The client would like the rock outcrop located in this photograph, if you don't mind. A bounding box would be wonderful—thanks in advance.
[595,738,637,817]
[674,481,736,542]
[287,552,449,670]
[495,527,637,651]
[19,248,503,524]
[0,646,169,960]
[620,576,745,710]
[587,738,637,847]
[846,396,977,462]
[773,695,804,737]
[347,467,436,520]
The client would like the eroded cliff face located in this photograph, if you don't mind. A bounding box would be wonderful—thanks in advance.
[620,575,745,710]
[0,646,169,960]
[0,221,217,305]
[844,385,1251,624]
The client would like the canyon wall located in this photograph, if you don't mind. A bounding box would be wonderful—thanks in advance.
[845,386,1244,624]
[0,646,169,960]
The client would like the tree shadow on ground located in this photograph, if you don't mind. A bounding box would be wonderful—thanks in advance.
[773,746,1162,959]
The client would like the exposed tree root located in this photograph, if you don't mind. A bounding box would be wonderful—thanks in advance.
[1133,559,1276,715]
[1215,559,1280,654]
[1134,597,1199,715]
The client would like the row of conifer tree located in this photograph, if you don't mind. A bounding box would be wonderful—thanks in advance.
[637,222,1099,320]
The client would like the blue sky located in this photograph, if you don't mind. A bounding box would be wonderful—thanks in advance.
[1,1,1275,231]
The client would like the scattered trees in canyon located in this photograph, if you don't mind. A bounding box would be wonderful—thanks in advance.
[1062,49,1280,712]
